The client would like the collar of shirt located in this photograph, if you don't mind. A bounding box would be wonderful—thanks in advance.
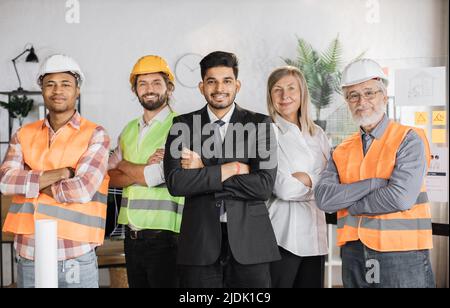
[42,111,81,132]
[207,103,235,125]
[274,114,302,135]
[359,113,389,140]
[139,105,171,129]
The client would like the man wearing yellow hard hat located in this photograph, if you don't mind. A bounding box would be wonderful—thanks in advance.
[108,55,184,288]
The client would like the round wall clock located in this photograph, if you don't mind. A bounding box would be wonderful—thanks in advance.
[174,53,203,88]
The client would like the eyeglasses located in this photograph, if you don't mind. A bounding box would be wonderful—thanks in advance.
[346,89,383,103]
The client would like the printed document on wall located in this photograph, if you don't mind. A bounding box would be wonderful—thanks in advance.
[395,67,446,107]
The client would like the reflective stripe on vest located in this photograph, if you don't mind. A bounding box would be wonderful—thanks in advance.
[8,203,35,214]
[338,192,431,230]
[2,117,109,245]
[121,198,184,215]
[118,112,184,232]
[36,203,106,229]
[333,121,433,252]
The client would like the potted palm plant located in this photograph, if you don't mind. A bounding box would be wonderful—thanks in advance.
[283,35,362,130]
[0,95,34,127]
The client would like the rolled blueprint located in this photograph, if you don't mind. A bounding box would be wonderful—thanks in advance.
[35,220,58,288]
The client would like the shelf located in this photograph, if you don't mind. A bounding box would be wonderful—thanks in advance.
[0,90,41,95]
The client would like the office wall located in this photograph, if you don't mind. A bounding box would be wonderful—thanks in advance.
[0,0,447,144]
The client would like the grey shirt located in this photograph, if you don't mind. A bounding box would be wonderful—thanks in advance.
[315,114,427,216]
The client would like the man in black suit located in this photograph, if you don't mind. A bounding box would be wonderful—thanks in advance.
[164,51,280,288]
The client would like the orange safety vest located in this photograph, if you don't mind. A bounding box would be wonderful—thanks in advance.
[2,117,109,245]
[333,120,433,252]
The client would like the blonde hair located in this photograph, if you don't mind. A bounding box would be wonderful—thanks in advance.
[267,66,317,136]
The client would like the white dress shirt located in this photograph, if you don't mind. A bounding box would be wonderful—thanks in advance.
[267,115,330,257]
[207,103,235,142]
[207,103,236,223]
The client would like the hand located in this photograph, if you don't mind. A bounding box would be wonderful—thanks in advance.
[55,167,72,180]
[41,186,54,197]
[116,160,132,173]
[292,172,312,188]
[181,148,204,169]
[220,162,250,182]
[236,162,250,175]
[147,149,165,165]
[38,167,72,191]
[113,160,146,186]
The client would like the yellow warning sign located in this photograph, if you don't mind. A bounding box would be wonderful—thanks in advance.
[415,112,428,126]
[432,111,447,126]
[432,129,446,144]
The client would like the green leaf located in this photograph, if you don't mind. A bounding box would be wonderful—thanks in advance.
[282,34,366,119]
[282,57,298,67]
[319,35,343,73]
[0,95,34,119]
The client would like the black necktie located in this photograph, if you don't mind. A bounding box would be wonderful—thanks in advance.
[213,120,226,158]
[214,120,227,218]
[214,119,226,128]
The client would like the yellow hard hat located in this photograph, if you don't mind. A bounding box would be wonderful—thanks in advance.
[130,55,175,86]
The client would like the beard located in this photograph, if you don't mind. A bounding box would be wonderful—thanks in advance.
[45,97,75,114]
[138,91,169,111]
[352,106,385,127]
[205,92,237,110]
[46,104,70,114]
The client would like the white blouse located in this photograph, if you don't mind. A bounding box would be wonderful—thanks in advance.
[268,115,331,257]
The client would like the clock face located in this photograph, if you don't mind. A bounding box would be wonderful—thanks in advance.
[175,53,203,88]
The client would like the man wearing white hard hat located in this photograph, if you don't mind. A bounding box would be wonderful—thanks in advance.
[315,59,435,288]
[108,55,183,288]
[1,54,110,288]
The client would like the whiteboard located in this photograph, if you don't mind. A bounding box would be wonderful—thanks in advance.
[395,67,446,106]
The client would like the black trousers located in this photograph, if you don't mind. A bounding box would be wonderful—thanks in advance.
[124,229,178,288]
[270,246,325,288]
[178,223,271,288]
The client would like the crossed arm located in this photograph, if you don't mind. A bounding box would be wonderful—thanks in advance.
[314,131,427,215]
[164,118,278,201]
[108,145,167,188]
[0,128,110,203]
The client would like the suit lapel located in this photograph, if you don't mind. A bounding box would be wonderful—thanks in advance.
[199,105,211,145]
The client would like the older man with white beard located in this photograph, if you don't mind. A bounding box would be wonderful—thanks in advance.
[315,59,435,288]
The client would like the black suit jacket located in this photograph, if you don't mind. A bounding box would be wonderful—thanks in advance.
[164,104,281,266]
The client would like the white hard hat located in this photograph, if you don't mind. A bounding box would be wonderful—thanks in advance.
[341,58,388,88]
[37,54,85,87]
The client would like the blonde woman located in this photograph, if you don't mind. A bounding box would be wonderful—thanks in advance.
[267,66,330,288]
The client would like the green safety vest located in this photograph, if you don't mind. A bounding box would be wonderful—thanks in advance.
[118,111,184,232]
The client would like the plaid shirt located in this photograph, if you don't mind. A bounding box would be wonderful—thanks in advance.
[0,112,110,261]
